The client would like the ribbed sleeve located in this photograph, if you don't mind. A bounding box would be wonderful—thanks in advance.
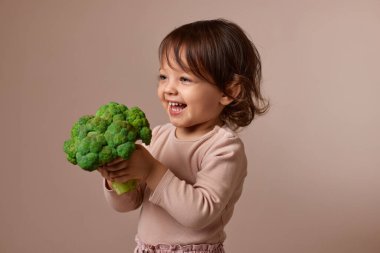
[149,169,175,203]
[103,179,145,212]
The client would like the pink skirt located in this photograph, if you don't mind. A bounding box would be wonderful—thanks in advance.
[134,239,225,253]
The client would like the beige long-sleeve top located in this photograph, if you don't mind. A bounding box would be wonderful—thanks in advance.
[103,123,247,245]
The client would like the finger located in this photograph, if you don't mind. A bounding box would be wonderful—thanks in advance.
[106,157,124,166]
[135,144,145,151]
[108,162,129,177]
[97,168,107,177]
[105,161,129,172]
[97,168,113,181]
[97,166,108,171]
[109,168,130,179]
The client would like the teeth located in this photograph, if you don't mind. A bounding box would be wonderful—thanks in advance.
[169,102,183,106]
[171,107,182,112]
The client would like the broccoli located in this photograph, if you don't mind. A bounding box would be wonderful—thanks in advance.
[63,102,152,195]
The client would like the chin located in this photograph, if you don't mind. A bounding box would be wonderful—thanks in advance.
[168,118,188,128]
[169,120,182,127]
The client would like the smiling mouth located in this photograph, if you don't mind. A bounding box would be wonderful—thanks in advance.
[168,101,187,114]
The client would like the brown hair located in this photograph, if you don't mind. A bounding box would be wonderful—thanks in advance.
[159,19,269,129]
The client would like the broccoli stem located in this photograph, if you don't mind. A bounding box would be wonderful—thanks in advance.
[111,180,137,195]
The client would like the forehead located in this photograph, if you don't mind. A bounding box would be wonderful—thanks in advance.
[160,47,189,72]
[159,42,214,84]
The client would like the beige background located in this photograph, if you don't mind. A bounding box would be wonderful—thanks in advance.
[1,0,379,252]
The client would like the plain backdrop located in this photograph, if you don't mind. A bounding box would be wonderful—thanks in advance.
[1,0,379,253]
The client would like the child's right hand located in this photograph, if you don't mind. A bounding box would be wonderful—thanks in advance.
[96,145,167,192]
[98,158,145,212]
[97,158,126,190]
[97,167,113,190]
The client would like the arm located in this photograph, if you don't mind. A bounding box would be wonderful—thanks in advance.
[98,160,145,212]
[99,126,162,213]
[102,178,145,212]
[149,137,247,229]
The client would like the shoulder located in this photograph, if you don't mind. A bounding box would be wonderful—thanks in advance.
[200,125,246,164]
[207,125,245,152]
[218,125,243,140]
[151,123,174,137]
[151,123,174,140]
[199,125,248,180]
[147,123,174,148]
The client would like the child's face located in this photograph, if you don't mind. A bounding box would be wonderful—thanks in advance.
[157,53,227,139]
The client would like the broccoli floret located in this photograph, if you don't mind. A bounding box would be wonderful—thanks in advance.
[63,102,152,195]
[139,126,152,145]
[71,115,94,139]
[125,107,151,145]
[98,145,117,165]
[125,107,148,128]
[63,139,78,164]
[117,141,136,160]
[104,120,129,147]
[76,152,98,171]
[86,117,108,133]
[96,102,128,125]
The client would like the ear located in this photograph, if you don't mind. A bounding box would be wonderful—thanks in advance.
[220,82,241,106]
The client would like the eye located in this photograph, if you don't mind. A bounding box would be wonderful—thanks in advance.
[180,76,192,83]
[159,74,167,81]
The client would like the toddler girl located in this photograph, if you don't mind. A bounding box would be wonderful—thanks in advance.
[98,18,269,253]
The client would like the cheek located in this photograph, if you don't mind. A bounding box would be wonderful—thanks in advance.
[197,91,223,108]
[157,85,164,100]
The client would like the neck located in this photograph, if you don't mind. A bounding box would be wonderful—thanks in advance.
[175,119,224,140]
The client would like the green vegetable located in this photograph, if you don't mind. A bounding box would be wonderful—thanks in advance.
[63,102,152,195]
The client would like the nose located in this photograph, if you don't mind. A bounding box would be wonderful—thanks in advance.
[163,79,178,95]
